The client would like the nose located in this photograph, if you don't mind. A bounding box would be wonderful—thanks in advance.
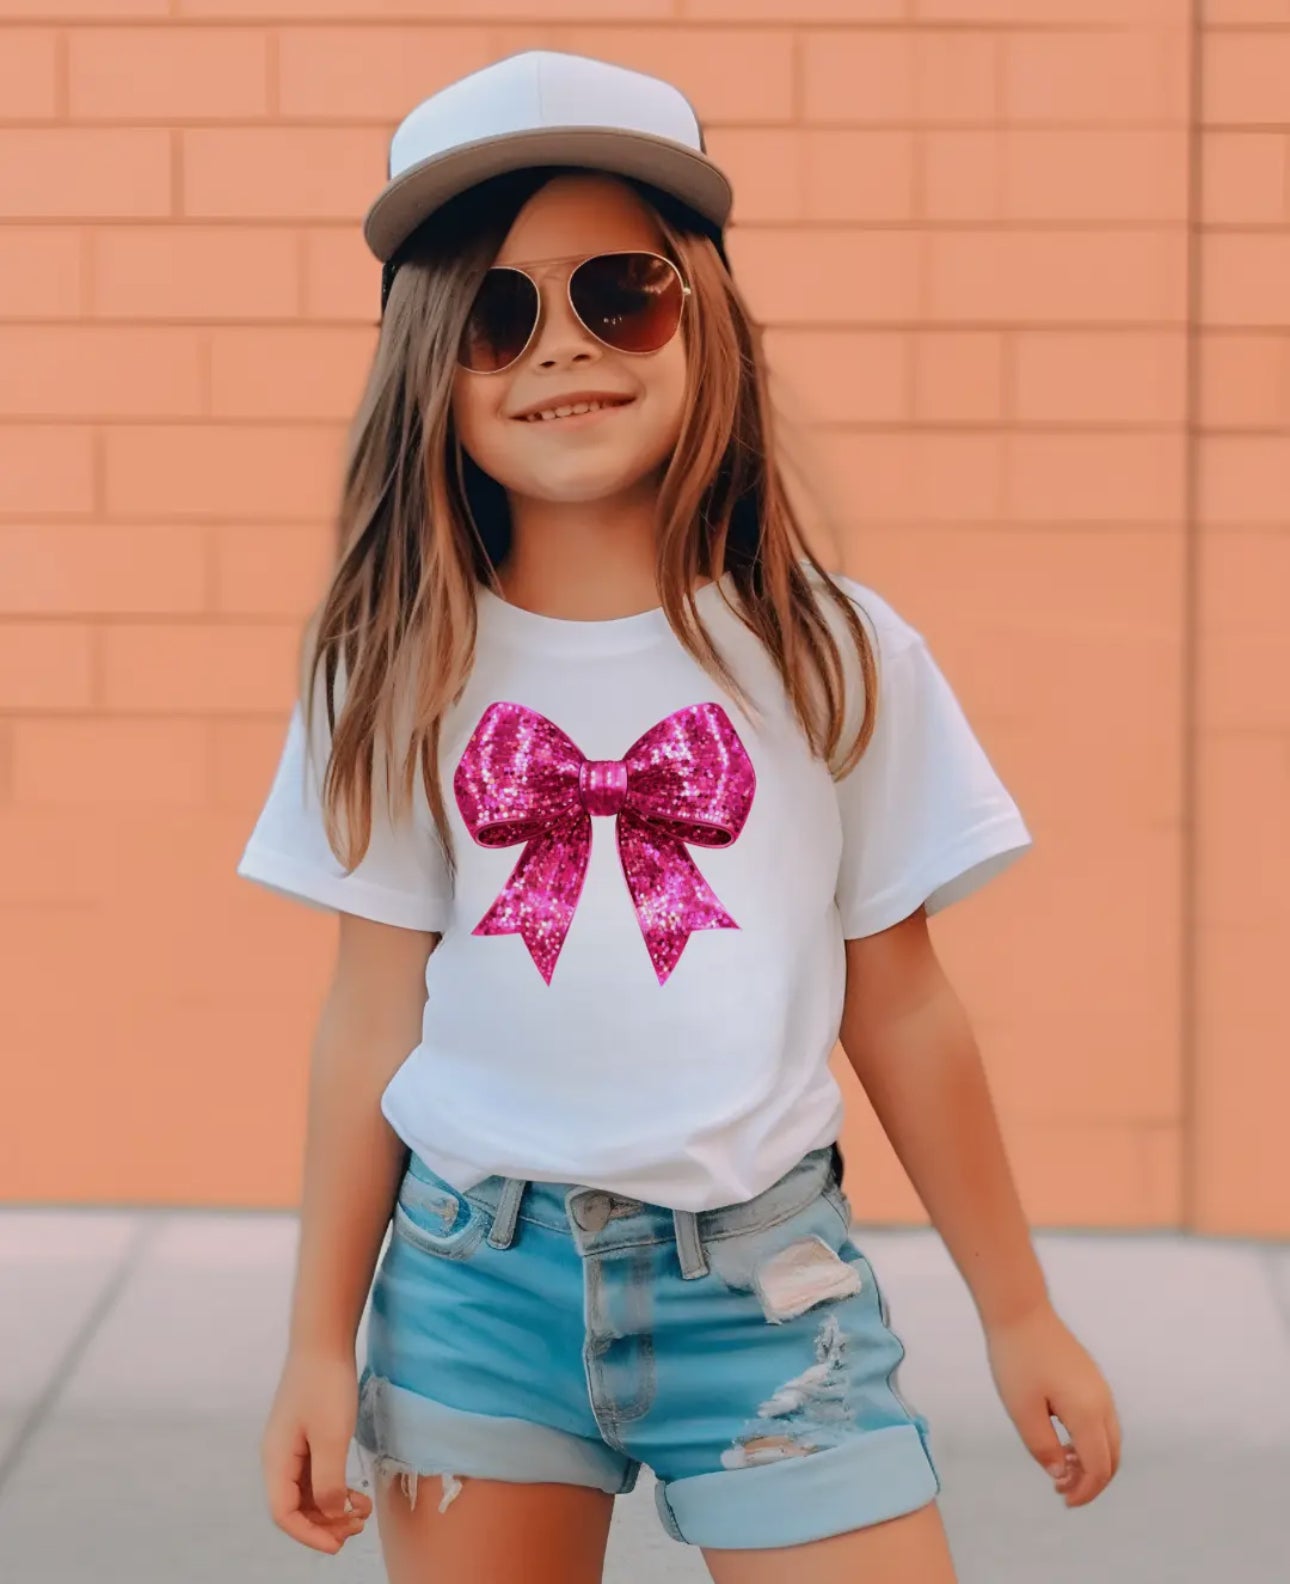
[526,273,601,368]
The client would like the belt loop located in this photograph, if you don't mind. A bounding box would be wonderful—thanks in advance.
[486,1178,526,1249]
[672,1208,710,1279]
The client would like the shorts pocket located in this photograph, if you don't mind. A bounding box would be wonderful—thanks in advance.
[391,1156,490,1262]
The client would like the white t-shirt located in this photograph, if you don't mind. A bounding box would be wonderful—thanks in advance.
[236,570,1033,1211]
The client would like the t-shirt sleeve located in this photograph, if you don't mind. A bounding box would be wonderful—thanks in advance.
[235,692,453,933]
[834,630,1034,940]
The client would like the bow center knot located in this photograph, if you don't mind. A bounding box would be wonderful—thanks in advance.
[579,759,628,817]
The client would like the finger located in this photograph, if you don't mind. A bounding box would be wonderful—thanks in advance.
[1047,1433,1086,1498]
[301,1508,369,1543]
[313,1513,368,1545]
[263,1435,339,1548]
[1087,1418,1113,1492]
[306,1440,355,1521]
[1023,1409,1070,1479]
[302,1487,371,1518]
[1062,1421,1113,1506]
[301,1500,369,1529]
[294,1486,370,1544]
[302,1484,372,1523]
[1108,1408,1122,1476]
[276,1509,348,1554]
[269,1468,357,1551]
[272,1487,358,1552]
[260,1424,305,1513]
[1050,1442,1081,1496]
[1063,1403,1112,1482]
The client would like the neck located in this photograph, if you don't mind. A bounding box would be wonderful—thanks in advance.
[499,474,665,620]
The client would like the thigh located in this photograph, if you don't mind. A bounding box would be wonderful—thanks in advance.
[375,1473,616,1584]
[702,1497,957,1584]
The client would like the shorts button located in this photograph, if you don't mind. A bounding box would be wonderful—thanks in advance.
[575,1192,612,1232]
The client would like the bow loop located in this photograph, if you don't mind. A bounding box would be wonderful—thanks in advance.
[622,703,756,849]
[453,705,583,848]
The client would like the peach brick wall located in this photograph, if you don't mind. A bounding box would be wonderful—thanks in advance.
[0,3,1285,1236]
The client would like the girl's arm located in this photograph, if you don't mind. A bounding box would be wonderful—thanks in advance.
[838,903,1122,1508]
[837,904,1047,1330]
[287,911,438,1358]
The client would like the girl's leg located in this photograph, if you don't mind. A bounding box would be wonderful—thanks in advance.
[702,1498,957,1584]
[374,1474,616,1584]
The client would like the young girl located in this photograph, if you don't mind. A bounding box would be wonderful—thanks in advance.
[237,50,1121,1584]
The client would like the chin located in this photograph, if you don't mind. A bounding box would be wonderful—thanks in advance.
[503,457,659,503]
[528,472,646,504]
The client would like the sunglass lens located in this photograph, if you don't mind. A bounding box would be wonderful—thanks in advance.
[459,268,538,373]
[570,253,684,355]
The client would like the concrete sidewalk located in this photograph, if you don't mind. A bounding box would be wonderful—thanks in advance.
[1,1211,1286,1582]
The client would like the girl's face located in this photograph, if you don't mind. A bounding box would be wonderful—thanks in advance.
[450,174,689,507]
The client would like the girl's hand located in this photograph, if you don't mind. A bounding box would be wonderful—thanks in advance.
[260,1348,374,1554]
[984,1300,1122,1508]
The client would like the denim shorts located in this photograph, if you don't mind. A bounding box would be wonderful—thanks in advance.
[352,1141,941,1551]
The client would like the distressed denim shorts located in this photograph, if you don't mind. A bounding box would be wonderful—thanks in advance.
[352,1141,941,1551]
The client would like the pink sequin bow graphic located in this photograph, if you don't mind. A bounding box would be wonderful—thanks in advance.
[453,701,756,985]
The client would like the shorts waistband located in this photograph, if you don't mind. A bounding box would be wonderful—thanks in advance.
[405,1141,846,1282]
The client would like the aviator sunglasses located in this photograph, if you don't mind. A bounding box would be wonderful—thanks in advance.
[456,249,691,375]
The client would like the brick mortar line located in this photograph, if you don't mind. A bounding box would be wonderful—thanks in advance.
[1179,0,1202,1232]
[0,20,1205,34]
[0,525,1211,539]
[0,416,1206,431]
[0,119,1205,130]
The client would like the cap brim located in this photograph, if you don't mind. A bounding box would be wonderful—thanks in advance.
[362,126,733,263]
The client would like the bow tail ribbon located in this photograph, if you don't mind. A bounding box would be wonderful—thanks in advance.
[617,811,738,985]
[473,812,591,985]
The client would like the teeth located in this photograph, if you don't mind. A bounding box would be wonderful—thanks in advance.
[523,398,623,422]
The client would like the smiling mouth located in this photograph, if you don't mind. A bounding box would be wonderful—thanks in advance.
[515,397,635,424]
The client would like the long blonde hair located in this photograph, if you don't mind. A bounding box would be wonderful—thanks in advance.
[302,166,878,877]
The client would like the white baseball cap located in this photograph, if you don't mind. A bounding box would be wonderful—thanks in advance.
[362,49,734,268]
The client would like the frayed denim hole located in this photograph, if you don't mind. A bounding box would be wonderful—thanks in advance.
[405,1173,463,1218]
[706,1193,857,1320]
[721,1312,858,1468]
[397,1178,466,1239]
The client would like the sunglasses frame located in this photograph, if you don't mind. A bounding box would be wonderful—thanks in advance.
[456,248,692,376]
